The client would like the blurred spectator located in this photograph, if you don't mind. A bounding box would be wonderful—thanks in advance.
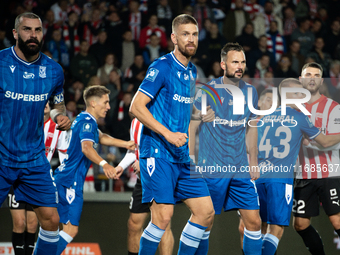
[42,9,58,43]
[330,60,340,89]
[65,80,86,114]
[0,28,11,50]
[208,61,223,79]
[306,37,332,76]
[42,49,53,58]
[87,75,102,86]
[274,54,298,83]
[253,0,283,38]
[304,56,316,63]
[46,28,69,68]
[142,33,166,66]
[97,53,120,86]
[236,23,258,54]
[241,0,264,21]
[105,11,126,54]
[198,23,227,72]
[156,0,173,36]
[79,8,103,46]
[198,18,212,41]
[193,0,215,31]
[89,30,113,66]
[109,92,133,142]
[62,11,80,59]
[254,53,273,79]
[247,35,276,77]
[325,20,340,56]
[287,40,305,75]
[291,17,315,56]
[126,0,144,40]
[316,6,329,28]
[50,0,68,26]
[139,14,167,50]
[67,0,82,16]
[266,20,287,63]
[106,69,122,121]
[5,4,25,45]
[70,40,98,86]
[295,0,318,19]
[282,6,297,45]
[65,100,77,121]
[182,5,193,16]
[166,37,174,53]
[223,0,251,42]
[278,0,296,18]
[310,18,326,38]
[257,70,275,96]
[124,54,148,93]
[98,1,109,19]
[118,30,139,74]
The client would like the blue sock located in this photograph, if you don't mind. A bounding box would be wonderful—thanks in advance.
[33,227,59,255]
[56,231,73,255]
[178,221,207,255]
[262,233,279,255]
[139,222,165,255]
[195,230,210,255]
[243,228,262,255]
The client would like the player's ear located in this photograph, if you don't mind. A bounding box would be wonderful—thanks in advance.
[13,29,18,40]
[171,33,177,45]
[220,61,226,71]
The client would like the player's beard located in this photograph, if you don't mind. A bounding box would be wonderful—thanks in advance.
[178,43,197,58]
[225,67,244,83]
[18,35,43,57]
[302,79,322,95]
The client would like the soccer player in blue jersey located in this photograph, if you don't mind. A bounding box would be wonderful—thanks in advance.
[0,12,71,255]
[130,14,215,255]
[194,42,262,255]
[53,85,135,255]
[256,78,340,255]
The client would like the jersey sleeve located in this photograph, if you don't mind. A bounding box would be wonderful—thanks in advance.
[79,121,97,143]
[299,114,321,139]
[327,105,340,134]
[51,63,65,104]
[138,60,166,99]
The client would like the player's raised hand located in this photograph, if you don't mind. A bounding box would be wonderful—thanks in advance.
[201,105,215,122]
[125,140,135,150]
[56,115,71,131]
[103,164,117,179]
[114,166,124,179]
[166,131,188,147]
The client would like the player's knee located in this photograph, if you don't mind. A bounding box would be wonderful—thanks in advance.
[329,214,340,230]
[13,219,26,233]
[293,218,308,232]
[127,216,144,233]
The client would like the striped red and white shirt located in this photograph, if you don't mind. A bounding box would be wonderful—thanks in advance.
[296,95,340,179]
[118,118,143,170]
[129,12,142,40]
[44,117,69,163]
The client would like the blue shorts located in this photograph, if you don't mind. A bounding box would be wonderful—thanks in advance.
[140,157,210,204]
[0,164,58,207]
[57,182,83,226]
[257,182,293,226]
[205,178,259,214]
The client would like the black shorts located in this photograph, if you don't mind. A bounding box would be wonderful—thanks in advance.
[129,179,150,214]
[293,178,340,217]
[7,187,34,211]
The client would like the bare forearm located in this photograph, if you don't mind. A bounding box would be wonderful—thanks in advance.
[82,144,105,165]
[53,101,66,115]
[247,126,258,164]
[100,134,129,148]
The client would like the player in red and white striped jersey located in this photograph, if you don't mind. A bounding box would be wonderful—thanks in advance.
[293,63,340,255]
[8,103,69,255]
[115,118,174,255]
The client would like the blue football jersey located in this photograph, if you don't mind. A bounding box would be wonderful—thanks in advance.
[54,112,99,188]
[195,77,258,168]
[0,47,64,168]
[138,52,196,163]
[256,106,320,184]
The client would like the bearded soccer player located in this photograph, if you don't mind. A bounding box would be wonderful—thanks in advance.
[293,62,340,254]
[8,103,69,255]
[130,14,214,255]
[194,42,262,255]
[0,12,71,255]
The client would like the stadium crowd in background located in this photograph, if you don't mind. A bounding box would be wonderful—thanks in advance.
[1,0,340,193]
